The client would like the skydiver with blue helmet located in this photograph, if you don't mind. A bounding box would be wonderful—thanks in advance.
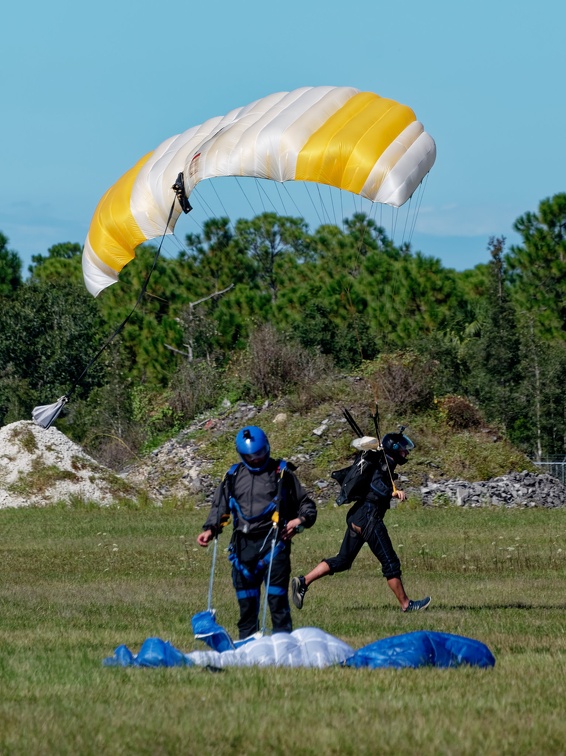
[197,425,317,640]
[291,430,431,613]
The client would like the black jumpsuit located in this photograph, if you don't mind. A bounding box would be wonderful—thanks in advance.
[325,453,402,580]
[204,458,317,639]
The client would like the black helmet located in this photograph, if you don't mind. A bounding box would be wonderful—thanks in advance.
[381,431,415,465]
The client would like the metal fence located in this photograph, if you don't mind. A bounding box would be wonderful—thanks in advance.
[533,457,566,485]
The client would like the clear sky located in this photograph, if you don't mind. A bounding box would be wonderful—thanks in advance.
[2,0,565,273]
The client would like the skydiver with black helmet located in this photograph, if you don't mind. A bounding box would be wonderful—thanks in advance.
[291,429,431,613]
[197,425,317,640]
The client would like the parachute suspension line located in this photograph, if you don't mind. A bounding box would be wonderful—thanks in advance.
[235,177,257,215]
[315,184,331,225]
[255,179,280,215]
[210,180,232,222]
[273,182,289,216]
[343,286,366,365]
[401,195,413,248]
[339,191,345,232]
[352,208,373,265]
[302,182,325,227]
[341,208,376,362]
[407,174,429,245]
[189,188,218,226]
[255,178,267,213]
[327,185,338,227]
[390,205,399,245]
[282,182,306,220]
[169,232,191,255]
[370,199,379,225]
[62,196,178,404]
[155,231,197,280]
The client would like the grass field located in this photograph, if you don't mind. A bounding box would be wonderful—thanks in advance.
[1,501,566,755]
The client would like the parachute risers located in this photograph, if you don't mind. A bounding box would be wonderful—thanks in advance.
[207,513,231,614]
[172,172,192,214]
[259,470,284,635]
[82,85,436,297]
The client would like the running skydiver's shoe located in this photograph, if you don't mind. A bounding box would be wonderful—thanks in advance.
[291,576,308,609]
[403,596,431,612]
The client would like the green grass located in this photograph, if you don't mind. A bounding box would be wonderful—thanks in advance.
[1,503,566,755]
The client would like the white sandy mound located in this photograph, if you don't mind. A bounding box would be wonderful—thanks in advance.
[0,420,139,509]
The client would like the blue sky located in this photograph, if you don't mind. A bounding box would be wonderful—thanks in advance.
[2,0,565,273]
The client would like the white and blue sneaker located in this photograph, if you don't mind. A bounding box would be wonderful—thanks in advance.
[404,596,431,612]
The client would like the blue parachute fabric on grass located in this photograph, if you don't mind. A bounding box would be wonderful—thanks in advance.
[103,637,193,668]
[191,610,236,652]
[346,631,495,669]
[103,620,495,670]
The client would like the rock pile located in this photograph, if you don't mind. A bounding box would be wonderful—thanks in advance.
[2,409,565,511]
[122,401,265,502]
[418,470,566,509]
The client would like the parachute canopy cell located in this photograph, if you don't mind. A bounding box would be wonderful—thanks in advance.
[82,86,436,296]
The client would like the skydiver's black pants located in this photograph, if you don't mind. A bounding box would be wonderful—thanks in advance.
[230,531,292,640]
[324,501,402,580]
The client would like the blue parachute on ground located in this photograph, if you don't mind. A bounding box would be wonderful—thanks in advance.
[103,611,495,669]
[346,630,496,669]
[103,637,193,668]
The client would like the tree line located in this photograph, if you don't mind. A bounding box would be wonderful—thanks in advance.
[0,193,564,466]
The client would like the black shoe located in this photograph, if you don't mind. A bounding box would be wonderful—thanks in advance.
[404,596,431,612]
[291,576,308,609]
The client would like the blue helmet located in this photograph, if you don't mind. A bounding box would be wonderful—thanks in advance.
[235,426,271,472]
[381,431,415,465]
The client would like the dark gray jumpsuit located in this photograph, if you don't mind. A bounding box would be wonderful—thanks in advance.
[204,458,317,639]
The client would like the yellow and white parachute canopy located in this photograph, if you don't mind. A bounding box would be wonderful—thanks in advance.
[82,86,436,296]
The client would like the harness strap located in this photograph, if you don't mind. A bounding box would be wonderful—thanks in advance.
[266,585,287,596]
[229,496,276,525]
[226,460,288,530]
[228,539,286,579]
[236,588,260,600]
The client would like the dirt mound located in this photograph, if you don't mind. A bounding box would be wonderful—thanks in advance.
[0,421,143,509]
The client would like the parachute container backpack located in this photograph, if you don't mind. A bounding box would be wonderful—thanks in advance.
[81,86,436,296]
[332,450,381,506]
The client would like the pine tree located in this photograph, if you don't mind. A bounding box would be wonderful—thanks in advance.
[465,237,521,432]
[507,193,566,339]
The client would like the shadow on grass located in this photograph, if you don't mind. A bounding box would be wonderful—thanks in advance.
[441,602,566,611]
[346,602,566,611]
